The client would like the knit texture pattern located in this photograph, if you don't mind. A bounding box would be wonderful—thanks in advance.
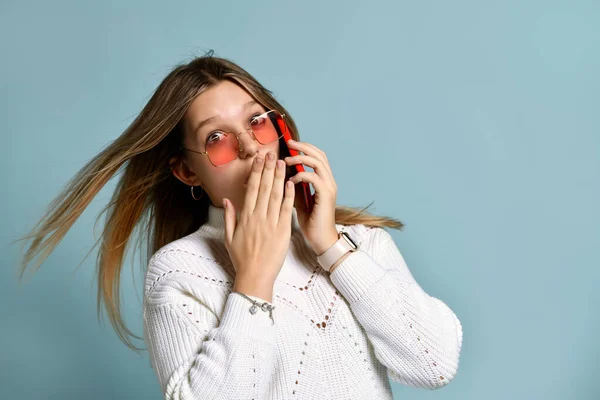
[143,205,463,399]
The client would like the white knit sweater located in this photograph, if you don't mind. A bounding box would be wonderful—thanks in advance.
[143,204,463,399]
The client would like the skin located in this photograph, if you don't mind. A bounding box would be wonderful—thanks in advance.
[170,80,348,271]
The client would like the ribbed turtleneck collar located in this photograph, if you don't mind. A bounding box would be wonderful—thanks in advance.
[202,203,301,233]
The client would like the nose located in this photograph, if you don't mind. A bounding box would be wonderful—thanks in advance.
[237,129,260,159]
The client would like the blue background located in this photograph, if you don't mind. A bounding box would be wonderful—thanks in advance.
[2,1,598,399]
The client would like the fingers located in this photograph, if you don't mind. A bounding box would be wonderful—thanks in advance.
[266,158,287,222]
[241,151,294,230]
[286,140,336,189]
[284,154,336,190]
[288,171,330,197]
[241,155,265,217]
[287,140,328,163]
[254,152,277,216]
[279,179,295,229]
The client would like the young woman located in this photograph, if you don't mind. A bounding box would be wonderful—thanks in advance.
[16,52,463,399]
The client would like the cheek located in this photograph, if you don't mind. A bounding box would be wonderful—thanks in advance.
[205,167,245,192]
[187,155,210,175]
[268,141,281,156]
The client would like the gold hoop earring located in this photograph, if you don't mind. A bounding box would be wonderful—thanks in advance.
[190,185,204,201]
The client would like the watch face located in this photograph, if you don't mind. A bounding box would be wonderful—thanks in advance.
[341,231,358,249]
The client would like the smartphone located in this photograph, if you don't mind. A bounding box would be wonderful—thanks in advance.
[273,114,315,213]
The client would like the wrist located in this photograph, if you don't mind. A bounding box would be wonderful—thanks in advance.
[233,275,274,303]
[314,229,341,256]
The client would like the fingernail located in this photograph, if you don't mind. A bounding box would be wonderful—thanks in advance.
[288,139,295,143]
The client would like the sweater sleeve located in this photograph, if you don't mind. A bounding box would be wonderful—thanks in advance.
[143,263,278,399]
[328,227,463,390]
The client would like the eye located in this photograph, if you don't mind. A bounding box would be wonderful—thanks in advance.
[250,112,263,121]
[206,131,225,144]
[250,112,266,127]
[205,113,264,143]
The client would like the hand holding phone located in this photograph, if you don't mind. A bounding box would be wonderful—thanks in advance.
[274,115,315,213]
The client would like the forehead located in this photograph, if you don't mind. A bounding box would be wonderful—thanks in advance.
[184,80,256,127]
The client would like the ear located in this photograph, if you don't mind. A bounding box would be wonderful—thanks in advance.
[169,155,201,187]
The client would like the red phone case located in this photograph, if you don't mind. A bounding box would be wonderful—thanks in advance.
[275,115,315,213]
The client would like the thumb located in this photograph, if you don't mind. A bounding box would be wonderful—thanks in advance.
[223,198,236,245]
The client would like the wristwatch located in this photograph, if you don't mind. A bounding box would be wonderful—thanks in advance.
[316,231,359,272]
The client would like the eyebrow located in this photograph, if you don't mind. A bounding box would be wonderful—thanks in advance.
[193,100,259,136]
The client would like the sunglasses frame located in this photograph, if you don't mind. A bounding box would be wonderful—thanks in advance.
[179,109,287,167]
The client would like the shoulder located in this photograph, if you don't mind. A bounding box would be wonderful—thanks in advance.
[148,230,220,266]
[144,230,233,300]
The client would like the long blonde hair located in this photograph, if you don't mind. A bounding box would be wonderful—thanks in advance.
[12,51,404,353]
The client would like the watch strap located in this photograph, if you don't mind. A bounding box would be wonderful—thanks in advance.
[317,231,359,272]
